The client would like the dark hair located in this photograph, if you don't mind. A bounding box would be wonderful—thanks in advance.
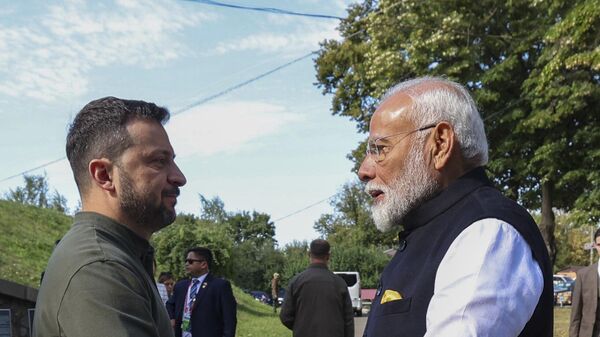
[158,272,174,283]
[309,239,330,259]
[66,96,170,193]
[595,228,600,240]
[186,247,213,267]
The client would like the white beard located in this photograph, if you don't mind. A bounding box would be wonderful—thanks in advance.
[365,140,440,232]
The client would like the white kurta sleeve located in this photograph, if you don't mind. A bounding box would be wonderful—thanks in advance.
[424,218,543,337]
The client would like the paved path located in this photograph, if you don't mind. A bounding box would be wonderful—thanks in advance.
[354,316,367,337]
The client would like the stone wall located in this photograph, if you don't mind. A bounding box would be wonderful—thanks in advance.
[0,279,37,337]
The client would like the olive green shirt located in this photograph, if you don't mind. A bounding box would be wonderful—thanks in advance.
[33,212,174,337]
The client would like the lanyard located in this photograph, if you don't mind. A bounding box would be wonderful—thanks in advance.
[184,280,198,314]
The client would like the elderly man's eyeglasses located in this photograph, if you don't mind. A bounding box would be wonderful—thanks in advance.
[366,124,436,162]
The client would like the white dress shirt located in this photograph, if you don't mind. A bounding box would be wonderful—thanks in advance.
[157,282,169,304]
[186,272,209,305]
[182,273,209,337]
[424,218,544,337]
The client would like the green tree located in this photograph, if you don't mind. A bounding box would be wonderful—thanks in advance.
[197,194,283,291]
[315,0,599,263]
[314,180,396,247]
[313,181,393,288]
[153,213,234,280]
[329,242,391,289]
[229,241,284,292]
[226,210,281,291]
[279,241,309,286]
[5,173,69,213]
[278,239,390,289]
[554,212,597,271]
[228,211,276,245]
[6,173,49,207]
[49,189,69,213]
[520,0,600,259]
[199,195,228,224]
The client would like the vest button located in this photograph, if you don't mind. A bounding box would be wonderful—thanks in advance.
[399,239,407,252]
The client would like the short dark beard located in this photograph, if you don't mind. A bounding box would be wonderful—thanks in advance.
[118,168,176,233]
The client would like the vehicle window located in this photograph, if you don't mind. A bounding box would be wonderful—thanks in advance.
[337,273,357,286]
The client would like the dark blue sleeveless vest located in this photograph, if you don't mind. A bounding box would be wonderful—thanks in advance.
[363,167,552,337]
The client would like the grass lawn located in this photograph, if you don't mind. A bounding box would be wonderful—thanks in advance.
[232,293,572,337]
[233,286,291,337]
[555,306,571,337]
[0,200,71,287]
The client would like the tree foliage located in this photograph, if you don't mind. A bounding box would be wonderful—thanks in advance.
[329,242,391,289]
[553,212,595,271]
[315,180,396,247]
[152,213,234,280]
[5,173,69,213]
[278,239,391,289]
[226,209,279,292]
[199,195,228,224]
[313,180,394,288]
[154,195,283,292]
[279,241,310,286]
[228,211,276,245]
[521,0,600,220]
[315,0,599,263]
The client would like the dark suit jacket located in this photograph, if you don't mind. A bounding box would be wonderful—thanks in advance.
[570,263,599,337]
[166,273,237,337]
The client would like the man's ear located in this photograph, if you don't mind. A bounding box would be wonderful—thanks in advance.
[88,158,116,192]
[429,122,455,171]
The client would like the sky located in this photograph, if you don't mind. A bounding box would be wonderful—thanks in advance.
[0,0,365,246]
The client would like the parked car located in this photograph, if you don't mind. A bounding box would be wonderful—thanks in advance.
[249,290,272,305]
[553,275,575,305]
[277,288,286,305]
[334,271,363,316]
[554,275,575,286]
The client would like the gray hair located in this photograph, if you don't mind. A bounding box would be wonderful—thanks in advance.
[381,76,488,166]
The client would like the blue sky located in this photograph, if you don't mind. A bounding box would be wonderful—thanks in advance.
[0,0,364,245]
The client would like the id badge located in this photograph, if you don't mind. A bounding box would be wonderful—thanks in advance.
[181,312,192,332]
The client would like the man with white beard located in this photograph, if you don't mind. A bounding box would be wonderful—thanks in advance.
[358,77,552,337]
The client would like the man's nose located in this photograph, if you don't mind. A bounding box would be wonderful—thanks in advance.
[169,163,187,187]
[358,156,376,183]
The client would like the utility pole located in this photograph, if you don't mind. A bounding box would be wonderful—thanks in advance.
[592,225,596,266]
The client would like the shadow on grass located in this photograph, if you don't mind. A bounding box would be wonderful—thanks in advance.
[237,302,277,318]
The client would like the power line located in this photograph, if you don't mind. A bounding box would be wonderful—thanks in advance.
[172,51,315,115]
[0,51,317,183]
[183,0,344,20]
[1,1,347,183]
[0,157,66,183]
[272,194,335,223]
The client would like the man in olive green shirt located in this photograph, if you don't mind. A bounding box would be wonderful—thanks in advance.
[280,239,354,337]
[33,97,187,337]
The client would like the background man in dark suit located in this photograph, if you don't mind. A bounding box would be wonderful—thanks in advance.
[167,247,237,337]
[570,228,600,337]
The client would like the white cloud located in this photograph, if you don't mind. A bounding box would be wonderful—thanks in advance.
[213,20,340,56]
[0,0,212,102]
[166,101,303,157]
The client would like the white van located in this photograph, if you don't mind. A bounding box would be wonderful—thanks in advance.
[334,271,362,316]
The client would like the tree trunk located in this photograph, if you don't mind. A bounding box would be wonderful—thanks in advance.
[539,180,557,266]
